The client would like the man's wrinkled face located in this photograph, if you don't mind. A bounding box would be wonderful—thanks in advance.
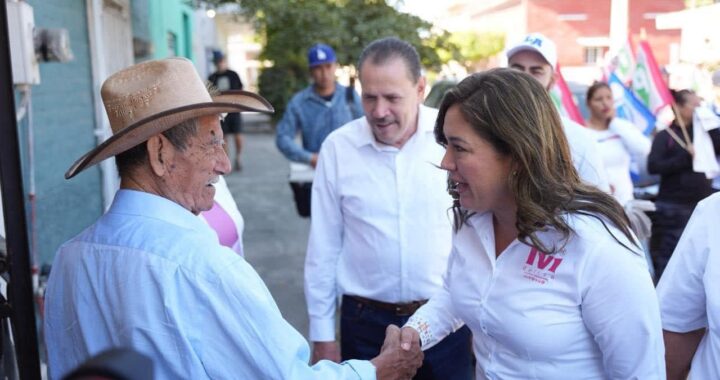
[162,115,231,214]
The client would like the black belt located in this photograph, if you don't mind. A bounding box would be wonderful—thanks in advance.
[346,295,427,316]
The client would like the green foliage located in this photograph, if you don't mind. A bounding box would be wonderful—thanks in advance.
[257,66,306,122]
[449,31,505,70]
[205,0,460,121]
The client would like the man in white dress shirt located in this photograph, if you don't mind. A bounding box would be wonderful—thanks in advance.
[506,33,610,191]
[44,58,422,380]
[658,192,720,380]
[305,37,473,379]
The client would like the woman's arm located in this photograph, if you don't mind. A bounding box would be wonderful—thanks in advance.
[664,328,706,380]
[580,241,665,379]
[610,119,651,162]
[404,248,465,350]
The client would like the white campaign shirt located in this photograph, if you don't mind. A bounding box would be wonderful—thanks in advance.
[305,105,453,341]
[406,212,664,380]
[657,192,720,380]
[587,118,651,205]
[562,116,611,193]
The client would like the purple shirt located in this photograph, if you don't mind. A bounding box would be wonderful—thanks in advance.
[202,201,239,250]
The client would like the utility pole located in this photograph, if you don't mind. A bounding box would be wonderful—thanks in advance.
[610,0,630,51]
[0,1,42,379]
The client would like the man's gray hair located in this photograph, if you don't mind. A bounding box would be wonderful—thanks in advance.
[357,37,421,84]
[115,117,200,176]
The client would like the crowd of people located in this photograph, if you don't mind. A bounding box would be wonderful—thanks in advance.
[40,32,719,380]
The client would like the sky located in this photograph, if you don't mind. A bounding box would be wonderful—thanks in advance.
[396,0,438,22]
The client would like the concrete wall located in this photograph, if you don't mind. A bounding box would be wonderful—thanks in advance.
[23,0,104,265]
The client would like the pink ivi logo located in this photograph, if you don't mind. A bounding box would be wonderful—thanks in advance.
[522,247,563,284]
[525,247,563,273]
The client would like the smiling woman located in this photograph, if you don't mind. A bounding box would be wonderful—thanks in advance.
[401,68,665,379]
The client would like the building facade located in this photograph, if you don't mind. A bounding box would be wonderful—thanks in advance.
[435,0,685,84]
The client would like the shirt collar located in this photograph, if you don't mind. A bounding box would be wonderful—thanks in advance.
[108,189,214,235]
[355,104,437,149]
[303,82,341,103]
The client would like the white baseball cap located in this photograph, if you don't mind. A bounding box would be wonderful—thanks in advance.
[505,33,557,69]
[712,70,720,87]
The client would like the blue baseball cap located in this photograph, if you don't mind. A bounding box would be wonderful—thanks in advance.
[212,50,225,64]
[307,43,336,68]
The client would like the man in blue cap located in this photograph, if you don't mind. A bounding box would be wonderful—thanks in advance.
[277,44,363,168]
[276,44,364,216]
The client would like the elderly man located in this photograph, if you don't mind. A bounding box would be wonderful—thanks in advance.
[44,58,422,380]
[506,33,609,191]
[305,37,473,379]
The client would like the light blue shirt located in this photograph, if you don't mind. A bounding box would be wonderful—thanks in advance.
[276,83,363,163]
[44,189,375,380]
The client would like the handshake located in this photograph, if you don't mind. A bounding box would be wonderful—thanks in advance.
[312,325,423,380]
[371,325,423,380]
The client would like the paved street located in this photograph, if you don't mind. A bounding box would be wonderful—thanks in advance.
[223,119,311,337]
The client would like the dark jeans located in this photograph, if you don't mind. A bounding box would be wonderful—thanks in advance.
[340,295,474,380]
[649,201,695,281]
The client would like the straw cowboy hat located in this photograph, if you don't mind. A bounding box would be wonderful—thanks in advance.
[65,57,273,179]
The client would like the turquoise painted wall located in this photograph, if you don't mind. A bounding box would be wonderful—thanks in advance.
[133,0,194,61]
[23,0,104,265]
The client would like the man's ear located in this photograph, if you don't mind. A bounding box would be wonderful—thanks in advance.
[416,76,427,99]
[147,134,173,177]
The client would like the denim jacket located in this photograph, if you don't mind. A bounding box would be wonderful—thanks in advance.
[276,83,363,163]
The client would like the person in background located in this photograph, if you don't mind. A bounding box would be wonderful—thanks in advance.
[276,43,363,168]
[200,175,244,256]
[657,192,720,380]
[710,70,720,117]
[44,58,422,380]
[711,70,720,191]
[401,68,664,379]
[648,89,720,280]
[208,51,244,171]
[505,33,610,192]
[585,81,651,205]
[306,37,473,379]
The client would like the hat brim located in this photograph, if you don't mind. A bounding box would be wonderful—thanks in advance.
[65,91,273,179]
[309,59,336,68]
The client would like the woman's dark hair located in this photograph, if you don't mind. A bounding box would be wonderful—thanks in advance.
[670,89,694,106]
[435,68,636,254]
[585,81,611,105]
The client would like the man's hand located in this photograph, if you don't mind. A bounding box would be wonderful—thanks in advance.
[310,154,319,168]
[370,325,423,380]
[311,341,341,364]
[399,326,420,352]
